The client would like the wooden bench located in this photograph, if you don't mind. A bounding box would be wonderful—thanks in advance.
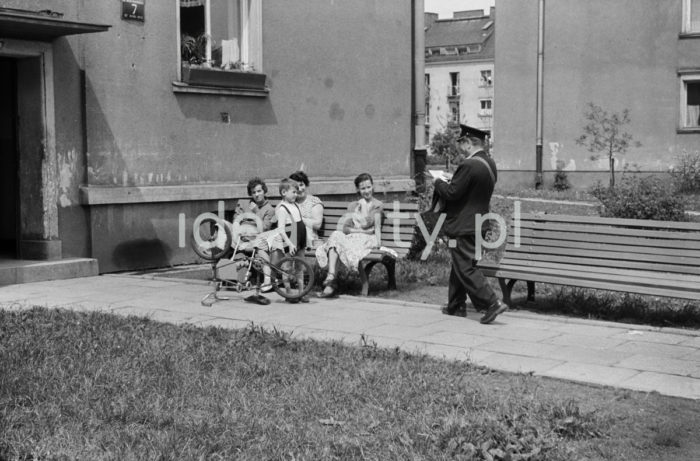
[306,200,419,296]
[478,213,700,305]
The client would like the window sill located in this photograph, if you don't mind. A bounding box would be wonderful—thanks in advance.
[172,81,269,97]
[677,127,700,133]
[679,32,700,39]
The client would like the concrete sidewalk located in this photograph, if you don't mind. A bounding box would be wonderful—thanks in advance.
[1,274,699,400]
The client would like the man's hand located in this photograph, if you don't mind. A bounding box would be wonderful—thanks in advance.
[288,243,297,255]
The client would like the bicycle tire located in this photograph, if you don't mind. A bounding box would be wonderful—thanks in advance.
[191,215,232,261]
[270,256,315,300]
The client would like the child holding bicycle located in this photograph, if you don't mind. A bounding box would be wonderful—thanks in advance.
[269,177,309,302]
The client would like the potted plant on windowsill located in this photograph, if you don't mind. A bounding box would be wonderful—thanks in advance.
[180,34,267,90]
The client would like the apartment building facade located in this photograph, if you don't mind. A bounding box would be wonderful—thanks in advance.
[424,8,495,150]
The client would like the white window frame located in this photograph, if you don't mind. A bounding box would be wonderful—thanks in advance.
[479,98,493,118]
[480,69,492,87]
[176,0,262,79]
[683,0,700,33]
[680,72,700,129]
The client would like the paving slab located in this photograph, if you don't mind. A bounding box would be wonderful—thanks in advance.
[469,352,564,375]
[543,333,628,350]
[615,354,700,378]
[620,372,700,400]
[614,341,698,360]
[543,362,641,388]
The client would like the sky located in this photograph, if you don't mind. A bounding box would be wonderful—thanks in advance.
[424,0,495,19]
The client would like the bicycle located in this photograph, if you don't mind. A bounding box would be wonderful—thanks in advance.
[191,214,315,307]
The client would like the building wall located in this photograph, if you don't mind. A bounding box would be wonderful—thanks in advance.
[494,0,700,182]
[425,60,494,144]
[78,0,412,188]
[2,0,415,272]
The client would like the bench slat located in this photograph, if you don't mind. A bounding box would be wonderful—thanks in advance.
[518,213,700,231]
[517,221,700,241]
[503,242,700,267]
[507,236,700,259]
[493,264,700,291]
[480,266,700,301]
[516,228,700,251]
[496,259,700,285]
[496,252,700,276]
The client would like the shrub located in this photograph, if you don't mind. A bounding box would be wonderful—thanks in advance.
[670,151,700,193]
[552,168,571,191]
[591,176,688,221]
[428,128,459,167]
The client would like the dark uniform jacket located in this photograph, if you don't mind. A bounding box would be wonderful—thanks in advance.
[433,150,497,237]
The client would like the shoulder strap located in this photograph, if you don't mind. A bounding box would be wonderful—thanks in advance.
[471,156,496,184]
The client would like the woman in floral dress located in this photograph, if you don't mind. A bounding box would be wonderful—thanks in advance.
[316,172,383,298]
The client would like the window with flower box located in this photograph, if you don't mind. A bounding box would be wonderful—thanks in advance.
[177,0,265,93]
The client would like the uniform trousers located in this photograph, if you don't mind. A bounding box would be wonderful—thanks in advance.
[447,234,498,312]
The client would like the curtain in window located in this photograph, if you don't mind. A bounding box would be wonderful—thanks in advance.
[688,105,700,127]
[181,0,205,7]
[692,0,700,31]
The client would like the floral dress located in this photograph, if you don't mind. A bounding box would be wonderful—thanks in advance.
[315,198,383,272]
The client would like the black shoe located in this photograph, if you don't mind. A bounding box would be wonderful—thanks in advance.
[441,304,467,317]
[244,294,271,305]
[286,295,310,304]
[480,300,508,324]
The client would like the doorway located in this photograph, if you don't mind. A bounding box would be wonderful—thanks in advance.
[0,58,18,258]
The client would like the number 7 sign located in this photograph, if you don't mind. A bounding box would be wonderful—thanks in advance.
[121,0,145,22]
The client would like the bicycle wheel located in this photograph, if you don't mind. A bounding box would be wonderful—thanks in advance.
[271,256,315,300]
[191,215,232,261]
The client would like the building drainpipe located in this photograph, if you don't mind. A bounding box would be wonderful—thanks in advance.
[413,0,427,194]
[535,0,545,189]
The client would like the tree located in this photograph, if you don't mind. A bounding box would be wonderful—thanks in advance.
[576,103,641,188]
[429,127,460,169]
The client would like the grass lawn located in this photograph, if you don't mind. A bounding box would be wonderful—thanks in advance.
[1,307,699,460]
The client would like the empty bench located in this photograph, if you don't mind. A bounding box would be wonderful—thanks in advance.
[478,213,700,304]
[306,200,418,296]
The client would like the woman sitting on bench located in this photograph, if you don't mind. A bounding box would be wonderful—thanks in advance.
[315,172,383,298]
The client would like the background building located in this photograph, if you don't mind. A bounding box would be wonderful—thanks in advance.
[0,0,420,281]
[495,0,700,188]
[424,8,494,150]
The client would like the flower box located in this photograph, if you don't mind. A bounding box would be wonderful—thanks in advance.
[181,65,267,90]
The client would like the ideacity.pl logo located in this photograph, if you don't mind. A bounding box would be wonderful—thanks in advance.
[179,200,521,260]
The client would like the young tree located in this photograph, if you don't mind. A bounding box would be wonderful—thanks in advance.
[576,103,641,188]
[429,127,460,169]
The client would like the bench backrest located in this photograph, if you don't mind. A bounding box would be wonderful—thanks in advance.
[319,201,419,258]
[504,213,700,278]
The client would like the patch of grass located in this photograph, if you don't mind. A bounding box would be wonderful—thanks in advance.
[653,421,683,448]
[2,307,699,460]
[494,185,598,203]
[528,287,700,329]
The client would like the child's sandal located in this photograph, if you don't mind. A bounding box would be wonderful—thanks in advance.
[323,274,336,288]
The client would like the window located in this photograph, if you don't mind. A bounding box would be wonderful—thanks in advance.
[424,74,430,119]
[179,0,262,72]
[681,74,700,128]
[449,101,460,123]
[683,0,700,33]
[449,72,460,97]
[479,99,493,118]
[466,44,482,54]
[480,69,492,87]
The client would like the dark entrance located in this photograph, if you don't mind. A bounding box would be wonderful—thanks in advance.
[0,58,18,258]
